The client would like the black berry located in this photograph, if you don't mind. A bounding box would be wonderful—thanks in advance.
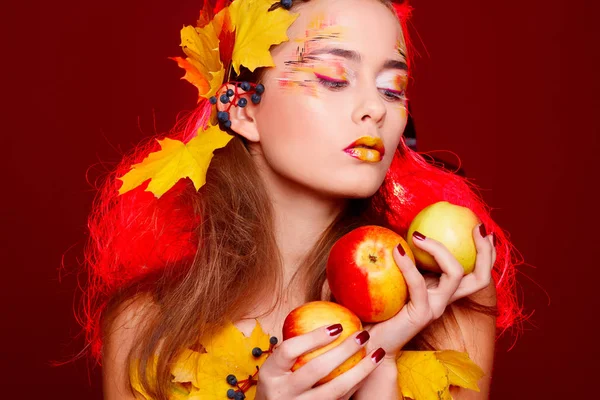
[241,81,251,91]
[234,392,245,400]
[251,94,261,104]
[217,111,229,122]
[255,84,265,94]
[251,347,263,357]
[226,374,237,385]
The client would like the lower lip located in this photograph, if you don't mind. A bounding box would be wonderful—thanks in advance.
[344,148,383,163]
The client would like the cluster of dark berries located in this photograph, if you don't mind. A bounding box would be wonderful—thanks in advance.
[209,81,265,130]
[224,336,278,399]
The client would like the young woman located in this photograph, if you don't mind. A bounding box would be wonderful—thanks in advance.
[82,0,522,398]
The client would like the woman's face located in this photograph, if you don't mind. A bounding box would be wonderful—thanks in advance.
[251,0,409,198]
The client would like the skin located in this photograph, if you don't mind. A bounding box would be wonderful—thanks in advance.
[103,0,496,398]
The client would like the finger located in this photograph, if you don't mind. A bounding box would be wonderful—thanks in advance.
[393,244,429,308]
[449,224,494,302]
[291,330,370,390]
[299,348,386,400]
[265,323,344,374]
[411,231,463,299]
[490,233,497,265]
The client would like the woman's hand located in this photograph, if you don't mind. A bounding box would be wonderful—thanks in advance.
[361,224,496,360]
[255,323,386,400]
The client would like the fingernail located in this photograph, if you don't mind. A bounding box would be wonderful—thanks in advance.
[396,243,406,256]
[355,330,370,345]
[371,348,386,363]
[326,324,343,336]
[479,223,487,237]
[413,231,426,241]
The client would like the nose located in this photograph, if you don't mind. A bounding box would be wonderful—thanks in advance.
[351,86,387,127]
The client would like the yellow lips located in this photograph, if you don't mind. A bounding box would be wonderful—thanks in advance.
[344,136,385,163]
[344,148,383,162]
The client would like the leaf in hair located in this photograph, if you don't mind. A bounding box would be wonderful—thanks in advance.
[228,0,299,74]
[118,125,233,198]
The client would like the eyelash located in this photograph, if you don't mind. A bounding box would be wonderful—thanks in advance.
[315,73,407,102]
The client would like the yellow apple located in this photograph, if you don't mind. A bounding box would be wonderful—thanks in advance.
[282,301,365,385]
[407,201,481,274]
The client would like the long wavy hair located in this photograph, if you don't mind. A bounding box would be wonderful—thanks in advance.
[78,0,524,398]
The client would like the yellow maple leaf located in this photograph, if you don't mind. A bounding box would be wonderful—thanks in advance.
[172,348,203,387]
[396,350,485,400]
[397,351,451,400]
[171,19,225,101]
[168,320,271,400]
[118,125,233,198]
[130,320,271,400]
[435,350,484,392]
[228,0,299,74]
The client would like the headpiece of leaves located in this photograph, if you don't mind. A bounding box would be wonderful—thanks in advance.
[117,0,299,198]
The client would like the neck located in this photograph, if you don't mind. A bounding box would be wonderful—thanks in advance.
[254,157,346,290]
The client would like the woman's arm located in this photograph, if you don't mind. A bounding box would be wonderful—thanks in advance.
[445,282,497,399]
[102,295,156,400]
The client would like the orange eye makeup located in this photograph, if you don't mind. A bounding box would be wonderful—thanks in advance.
[376,71,408,103]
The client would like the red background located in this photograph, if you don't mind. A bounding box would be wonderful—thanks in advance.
[2,0,598,398]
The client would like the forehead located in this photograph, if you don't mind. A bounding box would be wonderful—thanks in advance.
[286,0,405,59]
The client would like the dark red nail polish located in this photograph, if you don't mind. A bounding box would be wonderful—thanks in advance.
[413,231,426,241]
[326,324,343,336]
[355,330,370,345]
[396,243,406,256]
[371,348,386,363]
[479,224,487,237]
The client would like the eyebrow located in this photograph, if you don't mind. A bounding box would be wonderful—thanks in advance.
[306,47,408,71]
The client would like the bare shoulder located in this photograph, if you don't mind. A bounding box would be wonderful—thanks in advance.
[102,293,158,400]
[448,282,498,399]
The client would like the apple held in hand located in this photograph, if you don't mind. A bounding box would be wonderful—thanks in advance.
[282,301,364,385]
[326,226,413,323]
[407,201,481,274]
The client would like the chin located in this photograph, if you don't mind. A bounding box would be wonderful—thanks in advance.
[322,176,384,199]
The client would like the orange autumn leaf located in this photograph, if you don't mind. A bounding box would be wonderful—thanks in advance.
[396,350,484,400]
[118,125,233,198]
[170,19,225,102]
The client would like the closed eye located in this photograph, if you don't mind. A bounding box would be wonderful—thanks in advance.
[380,88,407,102]
[315,73,348,90]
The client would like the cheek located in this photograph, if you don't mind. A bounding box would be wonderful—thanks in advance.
[384,105,409,149]
[257,82,349,153]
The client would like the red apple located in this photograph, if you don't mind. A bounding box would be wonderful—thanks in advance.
[326,225,413,323]
[282,301,365,385]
